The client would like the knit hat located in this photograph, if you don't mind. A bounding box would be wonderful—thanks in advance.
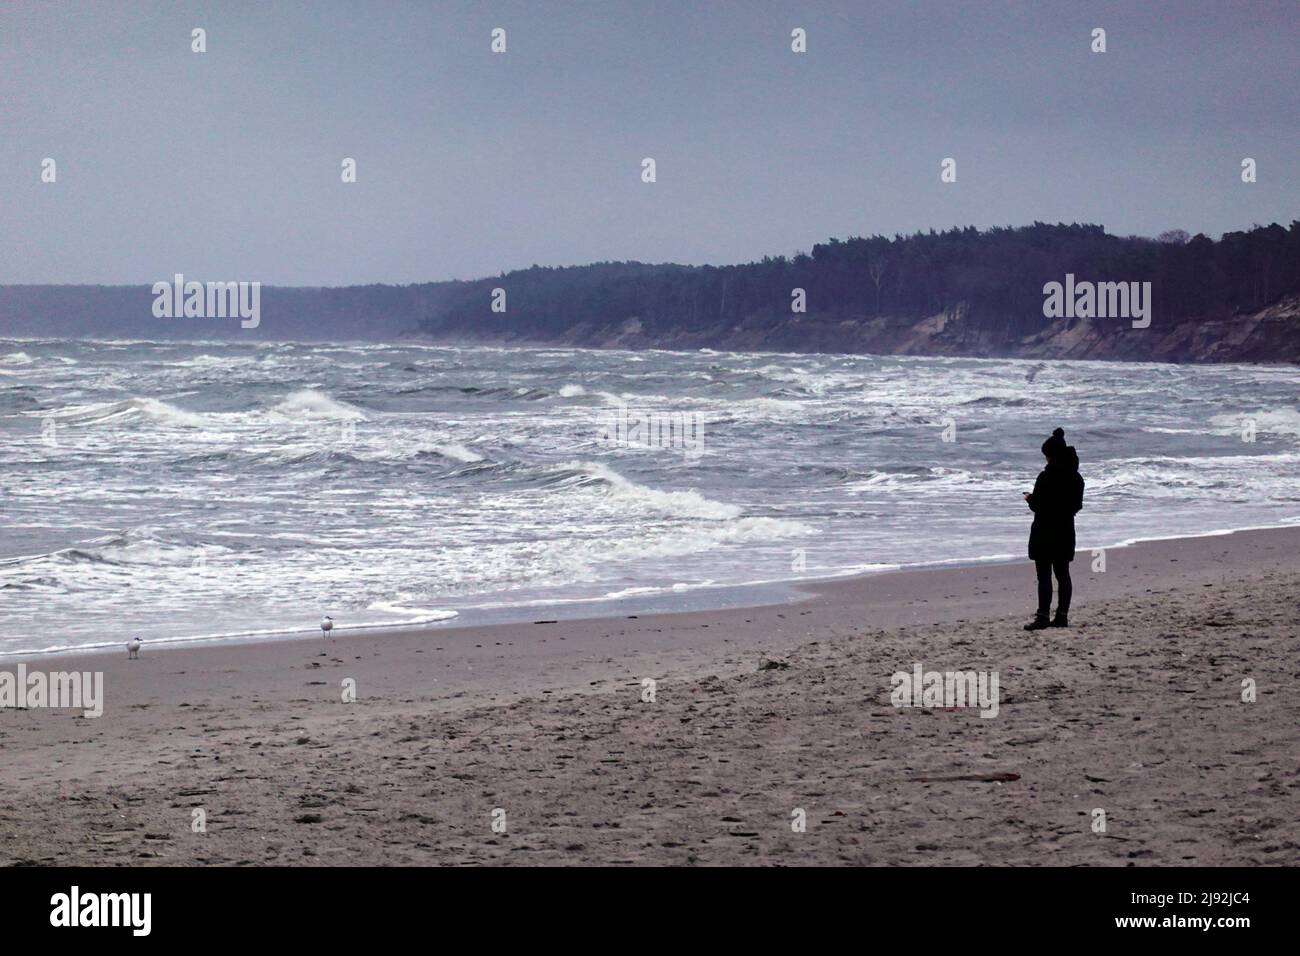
[1041,427,1067,458]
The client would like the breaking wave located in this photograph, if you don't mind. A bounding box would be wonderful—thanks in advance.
[48,397,209,428]
[271,389,367,420]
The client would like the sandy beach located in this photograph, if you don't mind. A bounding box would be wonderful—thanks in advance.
[1,526,1297,866]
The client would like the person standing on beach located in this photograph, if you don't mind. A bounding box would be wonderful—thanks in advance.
[1023,428,1085,630]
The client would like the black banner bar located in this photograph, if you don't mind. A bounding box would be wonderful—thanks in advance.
[0,866,1282,941]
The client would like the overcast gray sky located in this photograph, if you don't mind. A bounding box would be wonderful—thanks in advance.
[1,0,1297,286]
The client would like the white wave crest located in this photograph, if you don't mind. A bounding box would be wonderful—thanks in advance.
[433,442,484,463]
[554,460,742,520]
[49,397,208,428]
[365,601,459,624]
[272,389,367,421]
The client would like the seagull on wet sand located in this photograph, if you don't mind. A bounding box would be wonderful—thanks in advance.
[321,616,334,639]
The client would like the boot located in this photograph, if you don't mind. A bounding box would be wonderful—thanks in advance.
[1050,612,1069,628]
[1024,615,1050,631]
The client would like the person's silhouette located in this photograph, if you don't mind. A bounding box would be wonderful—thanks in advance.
[1023,428,1085,630]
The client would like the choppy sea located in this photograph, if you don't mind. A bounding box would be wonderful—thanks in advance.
[2,338,1298,655]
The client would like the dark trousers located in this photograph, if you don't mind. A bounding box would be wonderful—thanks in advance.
[1034,558,1071,618]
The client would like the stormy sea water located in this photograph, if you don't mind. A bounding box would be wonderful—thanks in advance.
[2,338,1299,656]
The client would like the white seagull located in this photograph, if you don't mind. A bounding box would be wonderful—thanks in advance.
[320,615,334,639]
[127,638,142,660]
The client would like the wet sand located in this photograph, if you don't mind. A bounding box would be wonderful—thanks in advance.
[1,527,1297,865]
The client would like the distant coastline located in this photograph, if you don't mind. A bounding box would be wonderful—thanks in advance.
[3,222,1298,363]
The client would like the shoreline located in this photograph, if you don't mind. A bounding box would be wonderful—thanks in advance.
[2,524,1296,864]
[7,520,1297,663]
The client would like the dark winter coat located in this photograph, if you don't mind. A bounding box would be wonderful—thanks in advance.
[1027,453,1085,562]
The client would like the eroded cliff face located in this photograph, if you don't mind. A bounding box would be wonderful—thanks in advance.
[2,282,1294,364]
[443,295,1300,364]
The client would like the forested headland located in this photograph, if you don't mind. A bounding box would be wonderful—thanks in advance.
[3,222,1297,362]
